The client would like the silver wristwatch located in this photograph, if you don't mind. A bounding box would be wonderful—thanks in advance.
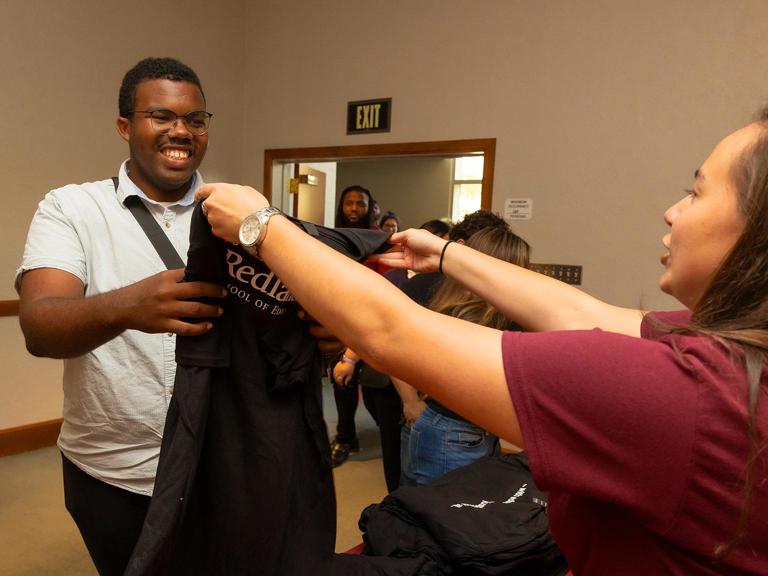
[238,206,282,255]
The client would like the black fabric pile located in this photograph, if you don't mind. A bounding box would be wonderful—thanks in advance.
[334,453,568,576]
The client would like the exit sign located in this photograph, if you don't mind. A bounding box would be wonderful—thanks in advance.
[347,98,391,134]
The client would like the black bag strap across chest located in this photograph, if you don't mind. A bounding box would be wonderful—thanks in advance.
[113,176,185,269]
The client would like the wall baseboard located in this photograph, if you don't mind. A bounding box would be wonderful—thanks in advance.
[0,418,62,457]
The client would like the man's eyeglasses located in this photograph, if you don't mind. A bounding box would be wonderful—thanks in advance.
[126,109,213,136]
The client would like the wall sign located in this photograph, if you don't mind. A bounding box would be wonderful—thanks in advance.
[347,98,392,134]
[504,198,532,220]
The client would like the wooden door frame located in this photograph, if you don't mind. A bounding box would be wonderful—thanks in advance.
[263,138,496,209]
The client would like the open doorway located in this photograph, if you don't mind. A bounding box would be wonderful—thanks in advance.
[264,139,495,228]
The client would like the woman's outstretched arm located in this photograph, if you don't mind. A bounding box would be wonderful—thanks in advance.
[378,228,644,336]
[196,183,522,445]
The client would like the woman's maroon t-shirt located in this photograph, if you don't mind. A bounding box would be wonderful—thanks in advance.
[502,311,768,575]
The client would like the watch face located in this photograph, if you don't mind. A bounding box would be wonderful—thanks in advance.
[239,214,262,246]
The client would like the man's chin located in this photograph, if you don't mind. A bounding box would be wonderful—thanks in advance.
[151,175,195,199]
[157,169,196,189]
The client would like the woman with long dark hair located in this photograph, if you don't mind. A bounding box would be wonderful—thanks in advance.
[197,113,768,573]
[400,226,530,486]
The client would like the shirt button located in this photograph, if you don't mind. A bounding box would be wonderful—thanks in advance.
[166,332,174,337]
[168,386,175,395]
[165,221,172,228]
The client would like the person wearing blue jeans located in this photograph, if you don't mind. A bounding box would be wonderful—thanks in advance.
[400,402,499,486]
[395,225,530,487]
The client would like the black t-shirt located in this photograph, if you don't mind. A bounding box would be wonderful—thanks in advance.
[358,453,567,575]
[125,207,390,576]
[399,272,443,307]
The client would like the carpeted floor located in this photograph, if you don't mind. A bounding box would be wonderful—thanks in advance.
[0,380,388,575]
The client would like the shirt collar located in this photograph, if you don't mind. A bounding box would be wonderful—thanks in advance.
[116,160,202,207]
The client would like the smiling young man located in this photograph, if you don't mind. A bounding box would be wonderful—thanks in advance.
[15,58,224,576]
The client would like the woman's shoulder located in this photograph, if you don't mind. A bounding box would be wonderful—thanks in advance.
[640,309,692,339]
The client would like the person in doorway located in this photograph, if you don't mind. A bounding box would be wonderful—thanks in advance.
[196,109,768,574]
[335,184,374,229]
[15,57,224,576]
[329,184,376,466]
[379,211,400,235]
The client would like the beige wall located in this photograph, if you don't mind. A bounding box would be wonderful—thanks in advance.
[5,0,768,428]
[336,157,453,229]
[0,316,61,426]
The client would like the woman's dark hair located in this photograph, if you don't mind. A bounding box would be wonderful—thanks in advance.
[429,227,530,329]
[369,200,382,230]
[661,113,768,559]
[419,218,452,238]
[379,211,400,229]
[335,185,373,228]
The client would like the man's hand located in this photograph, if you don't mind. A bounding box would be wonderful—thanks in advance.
[114,269,225,336]
[298,309,346,355]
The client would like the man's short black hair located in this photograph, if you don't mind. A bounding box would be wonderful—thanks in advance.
[449,210,509,242]
[118,57,205,117]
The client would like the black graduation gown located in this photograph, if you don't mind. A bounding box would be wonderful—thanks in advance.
[125,207,390,576]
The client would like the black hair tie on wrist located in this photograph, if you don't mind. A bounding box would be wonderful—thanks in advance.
[439,240,454,274]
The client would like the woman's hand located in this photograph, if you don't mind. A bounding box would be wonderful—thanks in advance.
[194,183,269,244]
[403,398,427,427]
[372,228,448,273]
[333,359,357,386]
